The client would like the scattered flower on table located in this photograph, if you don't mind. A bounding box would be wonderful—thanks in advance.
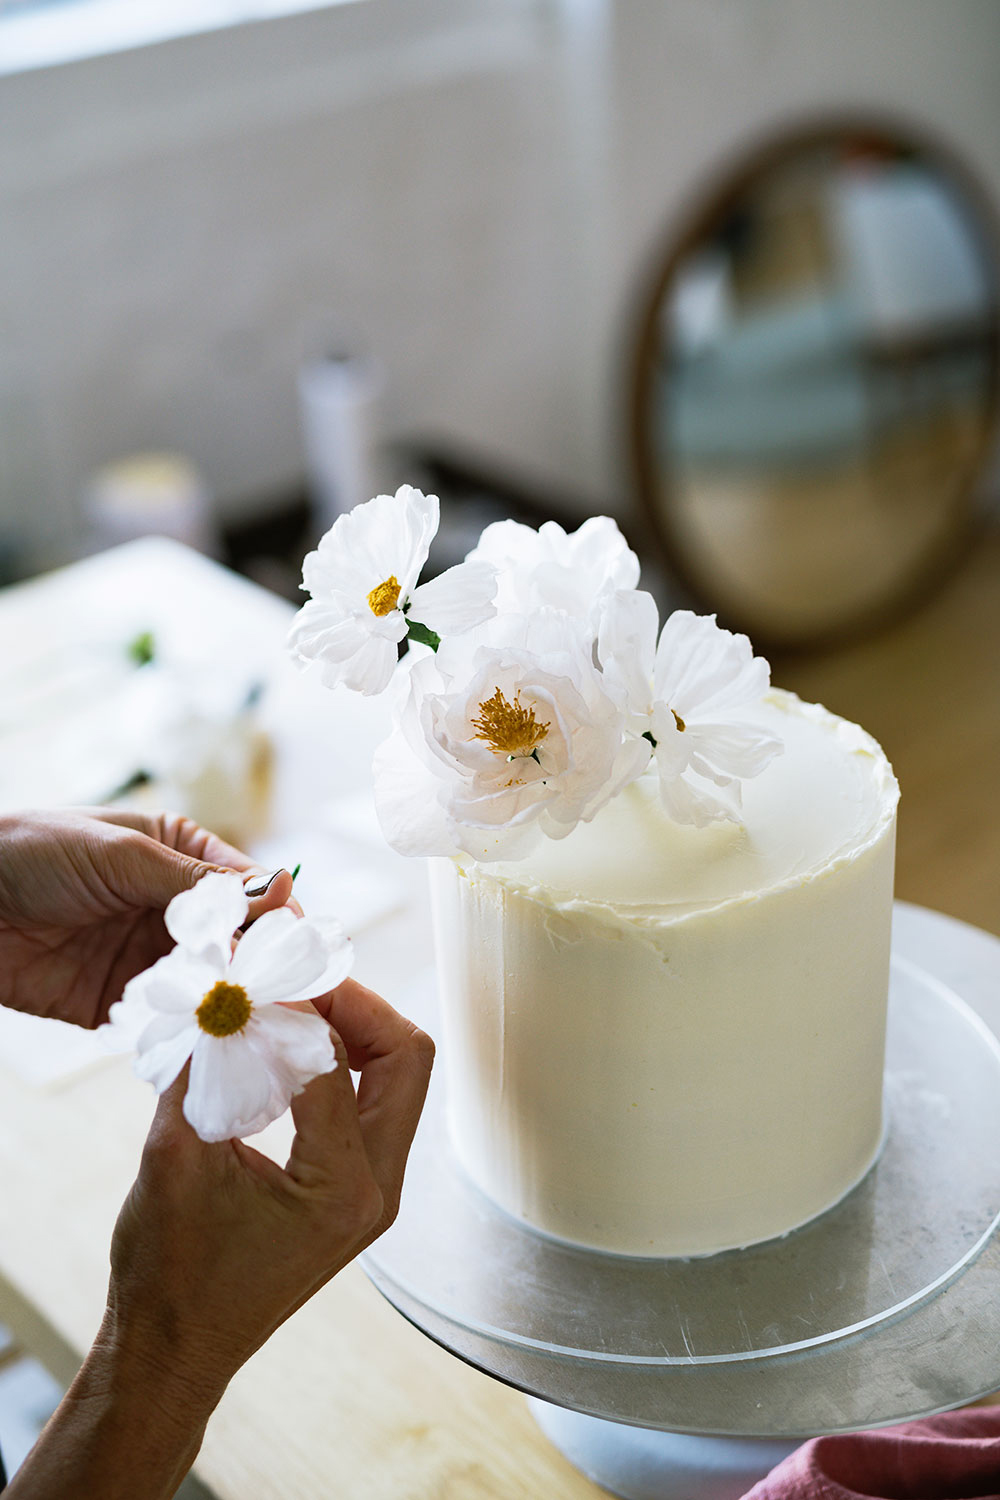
[288,485,497,695]
[106,872,352,1142]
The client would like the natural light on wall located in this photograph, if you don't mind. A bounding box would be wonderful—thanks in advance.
[0,0,366,76]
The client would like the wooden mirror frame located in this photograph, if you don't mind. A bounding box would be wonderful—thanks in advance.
[629,114,1000,653]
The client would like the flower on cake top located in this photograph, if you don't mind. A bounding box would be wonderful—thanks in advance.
[467,515,640,623]
[288,485,498,695]
[106,872,352,1142]
[598,594,782,826]
[288,486,784,852]
[373,611,651,861]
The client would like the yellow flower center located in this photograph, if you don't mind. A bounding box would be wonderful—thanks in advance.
[471,687,550,757]
[196,980,252,1038]
[367,575,402,617]
[672,709,686,732]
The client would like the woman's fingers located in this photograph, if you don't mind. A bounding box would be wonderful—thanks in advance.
[241,868,303,924]
[285,1030,372,1192]
[311,979,434,1214]
[91,808,254,871]
[90,808,303,921]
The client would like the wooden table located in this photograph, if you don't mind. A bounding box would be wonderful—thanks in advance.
[0,529,998,1497]
[0,539,612,1498]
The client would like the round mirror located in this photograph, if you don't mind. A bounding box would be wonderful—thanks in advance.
[632,122,1000,649]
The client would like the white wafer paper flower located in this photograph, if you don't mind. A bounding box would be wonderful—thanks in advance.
[288,485,497,695]
[373,611,651,861]
[466,515,639,624]
[598,596,782,827]
[106,872,353,1142]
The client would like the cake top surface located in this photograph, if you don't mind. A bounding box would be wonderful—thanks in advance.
[476,689,898,921]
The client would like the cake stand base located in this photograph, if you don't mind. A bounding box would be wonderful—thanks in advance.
[528,1400,797,1500]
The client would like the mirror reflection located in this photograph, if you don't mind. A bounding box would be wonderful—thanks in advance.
[642,131,999,645]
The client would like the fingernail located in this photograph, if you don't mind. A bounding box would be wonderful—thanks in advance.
[244,869,284,898]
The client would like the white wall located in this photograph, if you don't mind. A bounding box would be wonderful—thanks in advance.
[1,0,999,570]
[0,0,578,566]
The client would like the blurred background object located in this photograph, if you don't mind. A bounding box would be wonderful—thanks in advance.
[82,451,219,556]
[2,0,996,587]
[297,319,387,536]
[631,121,1000,649]
[0,539,274,851]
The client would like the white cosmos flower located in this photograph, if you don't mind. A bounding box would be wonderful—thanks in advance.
[288,485,497,695]
[467,515,640,624]
[598,597,782,827]
[106,872,353,1142]
[373,611,651,862]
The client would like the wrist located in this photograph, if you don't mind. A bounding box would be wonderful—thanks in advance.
[7,1310,221,1500]
[89,1303,231,1431]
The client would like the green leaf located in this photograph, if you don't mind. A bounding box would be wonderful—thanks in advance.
[291,863,301,883]
[642,730,658,748]
[406,619,441,651]
[127,629,155,666]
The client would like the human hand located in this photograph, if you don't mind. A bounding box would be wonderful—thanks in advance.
[0,807,297,1028]
[6,975,433,1500]
[104,975,433,1413]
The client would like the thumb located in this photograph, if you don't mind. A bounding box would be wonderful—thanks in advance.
[120,835,237,912]
[286,1032,368,1188]
[115,830,294,919]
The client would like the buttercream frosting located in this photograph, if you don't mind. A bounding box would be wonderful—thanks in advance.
[431,690,899,1257]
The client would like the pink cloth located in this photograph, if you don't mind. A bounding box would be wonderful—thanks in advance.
[744,1409,1000,1499]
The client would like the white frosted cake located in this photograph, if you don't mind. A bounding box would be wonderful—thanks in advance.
[431,689,899,1258]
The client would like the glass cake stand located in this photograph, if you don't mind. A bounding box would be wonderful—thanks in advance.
[362,903,1000,1499]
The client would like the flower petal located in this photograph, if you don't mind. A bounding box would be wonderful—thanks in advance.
[332,629,403,696]
[596,588,659,723]
[247,1006,337,1094]
[302,486,438,603]
[686,722,783,781]
[288,604,404,696]
[278,918,354,1004]
[655,761,740,826]
[452,817,542,862]
[229,909,338,1005]
[288,603,369,663]
[165,871,247,967]
[184,1033,273,1143]
[373,725,460,857]
[654,611,770,721]
[469,515,639,619]
[122,945,221,1014]
[407,559,497,637]
[134,1016,199,1093]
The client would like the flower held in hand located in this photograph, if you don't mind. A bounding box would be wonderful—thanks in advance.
[107,872,353,1142]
